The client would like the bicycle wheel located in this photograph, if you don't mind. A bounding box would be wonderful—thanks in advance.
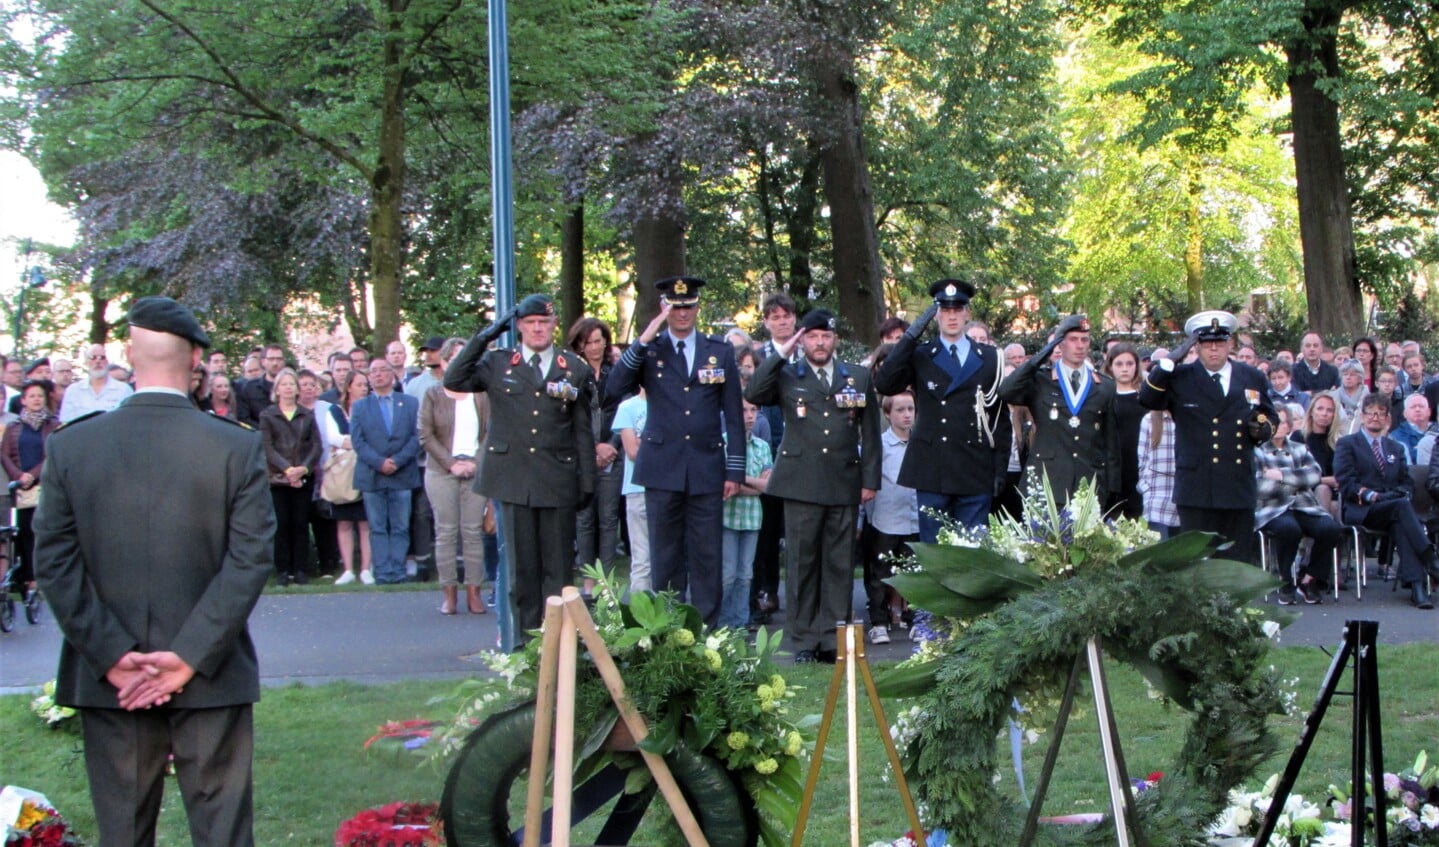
[0,595,14,633]
[441,700,758,847]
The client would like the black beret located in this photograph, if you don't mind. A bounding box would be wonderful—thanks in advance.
[928,278,976,307]
[798,309,838,333]
[24,357,50,375]
[515,294,556,319]
[420,336,447,352]
[655,276,705,306]
[128,296,211,348]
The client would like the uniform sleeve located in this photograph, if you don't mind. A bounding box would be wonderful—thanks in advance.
[859,378,883,491]
[444,335,495,393]
[607,341,648,400]
[171,436,276,678]
[574,368,598,495]
[1138,361,1173,411]
[873,335,918,396]
[721,346,745,483]
[744,353,786,407]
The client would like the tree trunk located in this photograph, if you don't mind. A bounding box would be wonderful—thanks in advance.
[89,293,110,344]
[559,201,585,332]
[1285,4,1363,339]
[1184,161,1204,313]
[785,145,822,308]
[367,0,407,352]
[631,211,687,332]
[815,56,885,347]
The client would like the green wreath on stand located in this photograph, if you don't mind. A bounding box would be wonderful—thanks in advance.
[874,476,1295,847]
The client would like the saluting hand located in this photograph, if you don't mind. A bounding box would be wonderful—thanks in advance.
[638,303,673,344]
[775,327,807,361]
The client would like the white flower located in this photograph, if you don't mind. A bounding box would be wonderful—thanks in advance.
[705,634,723,651]
[1314,822,1355,846]
[1261,620,1281,640]
[637,635,652,651]
[1208,805,1250,837]
[1421,804,1439,829]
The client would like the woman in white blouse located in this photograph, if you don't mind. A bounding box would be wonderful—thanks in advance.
[322,370,375,585]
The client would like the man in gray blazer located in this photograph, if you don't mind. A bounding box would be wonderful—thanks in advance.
[445,294,595,642]
[746,309,881,662]
[351,358,422,584]
[35,296,275,847]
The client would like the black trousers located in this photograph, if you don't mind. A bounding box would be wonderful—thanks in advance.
[498,502,576,641]
[859,522,917,626]
[1359,498,1433,585]
[1264,510,1344,587]
[81,705,254,847]
[752,494,784,608]
[1177,506,1256,564]
[270,482,314,579]
[645,488,723,627]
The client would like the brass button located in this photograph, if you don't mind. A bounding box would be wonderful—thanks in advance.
[1212,430,1218,436]
[822,447,829,453]
[1213,418,1219,424]
[941,418,947,424]
[823,429,830,435]
[529,447,536,453]
[685,434,691,440]
[941,436,948,442]
[531,428,537,434]
[533,410,539,416]
[684,410,691,416]
[1213,458,1219,463]
[684,386,690,392]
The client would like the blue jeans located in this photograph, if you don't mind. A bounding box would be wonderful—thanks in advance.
[363,489,412,584]
[720,528,758,629]
[916,490,991,542]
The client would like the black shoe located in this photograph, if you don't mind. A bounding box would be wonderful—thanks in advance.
[793,649,818,664]
[816,649,838,664]
[291,572,309,586]
[1412,584,1434,610]
[1298,582,1322,605]
[1276,585,1297,605]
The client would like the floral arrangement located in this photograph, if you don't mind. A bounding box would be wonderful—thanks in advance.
[432,565,807,847]
[363,720,441,755]
[28,682,76,731]
[3,788,82,847]
[334,802,442,847]
[873,469,1293,846]
[1323,750,1439,846]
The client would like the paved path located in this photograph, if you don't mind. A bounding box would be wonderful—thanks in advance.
[3,576,1435,695]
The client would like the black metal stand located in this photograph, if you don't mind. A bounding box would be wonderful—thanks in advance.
[1020,637,1147,847]
[1251,619,1386,847]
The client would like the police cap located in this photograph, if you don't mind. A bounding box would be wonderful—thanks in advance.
[928,278,976,308]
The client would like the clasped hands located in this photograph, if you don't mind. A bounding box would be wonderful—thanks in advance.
[106,651,195,711]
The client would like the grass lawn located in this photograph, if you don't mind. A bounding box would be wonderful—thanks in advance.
[2,643,1435,845]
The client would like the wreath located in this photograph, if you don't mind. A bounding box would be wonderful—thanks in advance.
[875,476,1293,847]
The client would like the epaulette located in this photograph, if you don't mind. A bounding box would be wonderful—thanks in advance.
[209,412,255,431]
[55,410,104,430]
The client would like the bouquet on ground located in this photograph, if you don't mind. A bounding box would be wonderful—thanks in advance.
[334,801,442,847]
[28,682,76,731]
[2,786,83,846]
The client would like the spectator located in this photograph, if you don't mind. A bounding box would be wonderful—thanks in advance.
[1390,393,1431,463]
[384,340,408,378]
[1266,361,1310,409]
[207,350,229,378]
[419,338,490,615]
[964,320,990,345]
[2,379,60,601]
[2,357,23,408]
[718,397,771,630]
[189,363,209,408]
[51,357,75,389]
[861,391,919,641]
[1352,336,1380,390]
[1293,392,1342,518]
[236,344,286,426]
[1103,341,1145,519]
[1137,410,1179,538]
[350,360,422,585]
[1003,342,1026,372]
[240,355,263,382]
[319,352,353,403]
[322,370,374,586]
[348,347,370,371]
[567,317,623,594]
[1255,405,1344,605]
[299,369,339,578]
[1329,359,1369,436]
[259,369,321,586]
[406,337,446,395]
[752,292,796,624]
[724,327,753,352]
[1292,332,1340,393]
[877,316,909,345]
[207,374,236,418]
[59,344,133,423]
[1385,341,1405,371]
[1235,344,1259,367]
[1337,394,1439,608]
[614,388,650,591]
[1372,365,1401,420]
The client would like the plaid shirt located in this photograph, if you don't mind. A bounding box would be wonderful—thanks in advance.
[722,432,772,531]
[1253,439,1326,528]
[1136,412,1179,528]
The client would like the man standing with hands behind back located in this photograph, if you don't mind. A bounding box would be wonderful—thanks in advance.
[35,296,275,847]
[746,309,880,662]
[607,277,743,627]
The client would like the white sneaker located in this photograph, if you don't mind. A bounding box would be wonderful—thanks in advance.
[869,625,891,645]
[334,571,356,586]
[360,570,375,586]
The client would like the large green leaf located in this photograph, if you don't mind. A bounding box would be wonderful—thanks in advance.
[1169,559,1280,604]
[637,702,682,755]
[1129,655,1198,711]
[911,542,1043,600]
[884,572,1009,619]
[873,661,940,699]
[1119,531,1223,573]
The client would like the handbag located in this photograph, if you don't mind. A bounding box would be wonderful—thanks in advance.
[15,484,40,510]
[320,449,361,504]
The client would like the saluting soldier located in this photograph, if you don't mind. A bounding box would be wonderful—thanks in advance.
[607,277,744,627]
[444,294,596,642]
[998,314,1120,505]
[873,278,1012,538]
[746,310,881,662]
[1138,310,1275,563]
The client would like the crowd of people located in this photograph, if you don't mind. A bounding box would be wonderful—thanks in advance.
[9,287,1439,661]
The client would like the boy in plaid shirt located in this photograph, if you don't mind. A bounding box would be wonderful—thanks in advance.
[720,398,772,629]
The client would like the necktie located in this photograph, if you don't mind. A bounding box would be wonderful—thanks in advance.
[949,344,959,363]
[1372,438,1385,468]
[380,395,393,433]
[677,339,686,371]
[530,353,543,379]
[818,368,830,392]
[1211,372,1222,391]
[1069,369,1081,394]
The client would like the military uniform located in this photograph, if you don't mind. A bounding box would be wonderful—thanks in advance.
[745,328,881,657]
[873,333,1010,537]
[34,297,275,847]
[999,358,1120,504]
[445,308,596,640]
[1138,314,1275,563]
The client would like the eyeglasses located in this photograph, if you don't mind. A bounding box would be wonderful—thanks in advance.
[1362,410,1390,417]
[87,354,107,361]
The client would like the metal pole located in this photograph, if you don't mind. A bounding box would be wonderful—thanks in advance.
[487,0,516,323]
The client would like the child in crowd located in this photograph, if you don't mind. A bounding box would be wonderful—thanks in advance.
[719,398,772,630]
[613,388,650,592]
[861,391,919,644]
